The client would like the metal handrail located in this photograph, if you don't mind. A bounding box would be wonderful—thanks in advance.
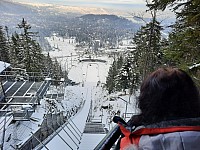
[94,124,121,150]
[94,113,137,150]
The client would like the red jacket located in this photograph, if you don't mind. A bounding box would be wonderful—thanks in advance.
[119,117,200,150]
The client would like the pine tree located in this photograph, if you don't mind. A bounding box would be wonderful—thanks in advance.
[116,55,123,70]
[2,19,64,82]
[9,32,24,68]
[116,56,132,93]
[127,52,140,95]
[51,58,63,83]
[105,59,118,94]
[148,0,200,85]
[0,26,10,62]
[43,52,54,76]
[13,18,48,76]
[132,10,163,80]
[17,18,35,72]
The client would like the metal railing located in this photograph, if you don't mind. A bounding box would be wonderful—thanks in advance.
[94,113,137,150]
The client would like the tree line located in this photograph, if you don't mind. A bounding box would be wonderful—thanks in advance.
[105,0,200,94]
[0,18,64,81]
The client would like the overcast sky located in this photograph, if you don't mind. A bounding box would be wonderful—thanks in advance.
[13,0,147,10]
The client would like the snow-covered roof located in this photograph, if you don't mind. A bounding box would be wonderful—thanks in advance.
[0,61,10,73]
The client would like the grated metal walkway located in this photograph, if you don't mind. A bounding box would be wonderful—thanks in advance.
[83,122,106,134]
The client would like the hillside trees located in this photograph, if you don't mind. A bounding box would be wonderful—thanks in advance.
[43,52,53,74]
[105,7,164,94]
[9,32,23,67]
[0,26,10,62]
[16,18,42,72]
[106,0,200,94]
[105,55,123,94]
[0,18,64,81]
[148,0,200,85]
[115,55,132,93]
[52,58,64,81]
[132,10,163,81]
[13,18,64,80]
[105,51,141,95]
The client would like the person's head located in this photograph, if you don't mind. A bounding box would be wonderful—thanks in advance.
[138,67,200,124]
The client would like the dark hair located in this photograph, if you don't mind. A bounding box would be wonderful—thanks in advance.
[138,67,200,125]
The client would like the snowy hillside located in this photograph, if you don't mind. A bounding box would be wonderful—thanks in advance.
[0,34,139,150]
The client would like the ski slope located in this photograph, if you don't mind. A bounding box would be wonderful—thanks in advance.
[42,35,138,149]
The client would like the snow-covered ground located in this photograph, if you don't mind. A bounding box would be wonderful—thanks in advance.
[0,35,139,150]
[43,35,115,149]
[43,35,139,149]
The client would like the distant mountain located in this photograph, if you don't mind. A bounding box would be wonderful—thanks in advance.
[11,1,127,16]
[0,0,37,15]
[80,14,125,21]
[69,14,140,44]
[77,14,139,31]
[0,1,141,36]
[0,0,80,35]
[0,0,37,28]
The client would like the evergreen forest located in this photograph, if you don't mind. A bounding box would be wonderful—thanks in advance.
[0,19,64,82]
[105,0,200,94]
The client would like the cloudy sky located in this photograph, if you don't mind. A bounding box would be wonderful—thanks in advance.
[13,0,147,10]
